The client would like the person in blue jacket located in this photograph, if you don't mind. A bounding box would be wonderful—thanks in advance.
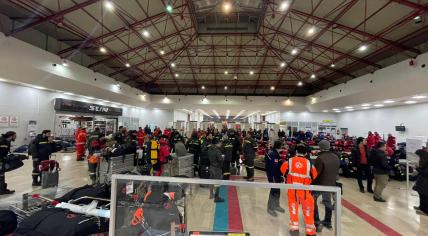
[265,140,285,217]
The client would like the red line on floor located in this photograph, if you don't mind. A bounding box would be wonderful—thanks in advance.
[227,186,244,232]
[342,199,402,236]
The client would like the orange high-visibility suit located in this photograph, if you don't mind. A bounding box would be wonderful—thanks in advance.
[76,129,87,161]
[280,155,318,235]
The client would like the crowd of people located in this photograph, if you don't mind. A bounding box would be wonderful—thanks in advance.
[1,125,428,235]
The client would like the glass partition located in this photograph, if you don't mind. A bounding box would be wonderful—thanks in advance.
[109,175,341,236]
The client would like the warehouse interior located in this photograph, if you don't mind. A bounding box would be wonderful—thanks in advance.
[0,0,428,235]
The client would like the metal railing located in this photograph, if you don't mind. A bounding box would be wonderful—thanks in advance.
[110,175,342,236]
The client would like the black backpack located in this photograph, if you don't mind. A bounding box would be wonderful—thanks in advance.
[55,184,110,205]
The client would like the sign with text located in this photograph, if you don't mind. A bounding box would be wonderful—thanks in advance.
[0,116,9,127]
[54,98,123,116]
[9,116,18,127]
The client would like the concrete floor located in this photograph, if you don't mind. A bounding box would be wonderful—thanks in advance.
[1,153,427,235]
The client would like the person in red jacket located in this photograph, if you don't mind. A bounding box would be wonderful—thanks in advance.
[76,128,87,161]
[137,127,145,148]
[374,132,381,146]
[367,131,375,149]
[386,134,396,150]
[158,137,171,176]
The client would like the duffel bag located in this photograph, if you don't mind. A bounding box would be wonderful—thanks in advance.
[55,184,110,205]
[14,208,106,236]
[2,154,25,172]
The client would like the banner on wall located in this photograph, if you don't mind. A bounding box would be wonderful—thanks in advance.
[0,116,9,127]
[9,116,18,127]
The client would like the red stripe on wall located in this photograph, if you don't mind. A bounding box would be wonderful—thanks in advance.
[227,186,244,232]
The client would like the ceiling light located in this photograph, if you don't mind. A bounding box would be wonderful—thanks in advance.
[249,71,254,75]
[171,63,176,67]
[291,48,298,55]
[345,106,353,109]
[362,107,370,110]
[322,110,328,113]
[297,81,303,86]
[307,26,316,36]
[310,74,316,79]
[279,1,290,11]
[225,110,230,119]
[270,86,275,91]
[224,71,228,75]
[212,109,220,118]
[166,4,173,13]
[104,0,114,11]
[414,15,422,22]
[332,108,340,111]
[64,92,74,95]
[347,109,354,112]
[174,73,179,78]
[280,62,286,67]
[223,2,232,13]
[330,63,335,68]
[412,95,427,99]
[201,85,205,90]
[335,110,342,113]
[99,46,107,53]
[384,100,395,104]
[234,110,246,119]
[33,86,46,90]
[142,30,150,37]
[160,50,165,55]
[224,86,228,90]
[404,100,417,104]
[374,104,384,107]
[358,44,368,52]
[361,103,371,107]
[234,75,238,80]
[125,63,131,68]
[61,60,68,67]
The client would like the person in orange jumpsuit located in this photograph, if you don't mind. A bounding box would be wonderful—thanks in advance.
[280,144,318,236]
[76,128,87,161]
[137,127,145,148]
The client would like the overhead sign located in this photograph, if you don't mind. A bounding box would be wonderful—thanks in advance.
[54,98,123,116]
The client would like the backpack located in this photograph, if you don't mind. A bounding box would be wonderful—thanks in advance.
[55,184,110,205]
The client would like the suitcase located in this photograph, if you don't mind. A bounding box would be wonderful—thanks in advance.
[41,171,59,188]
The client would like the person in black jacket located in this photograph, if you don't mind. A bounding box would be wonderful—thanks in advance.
[370,142,390,202]
[0,131,16,195]
[30,130,57,186]
[186,131,201,176]
[265,140,285,217]
[222,137,233,180]
[228,129,242,175]
[242,131,257,181]
[414,149,428,215]
[351,137,373,193]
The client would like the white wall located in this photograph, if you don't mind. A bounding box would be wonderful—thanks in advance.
[337,103,428,142]
[173,110,189,122]
[265,111,337,124]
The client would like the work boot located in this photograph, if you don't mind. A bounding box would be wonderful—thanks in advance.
[367,189,374,194]
[267,208,277,217]
[246,177,254,182]
[0,183,15,195]
[322,221,333,230]
[275,206,286,213]
[316,223,323,233]
[359,187,365,193]
[214,191,224,203]
[373,196,386,202]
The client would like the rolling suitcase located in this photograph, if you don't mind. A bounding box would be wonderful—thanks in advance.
[39,160,60,188]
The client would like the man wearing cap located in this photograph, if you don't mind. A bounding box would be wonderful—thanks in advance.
[313,139,340,232]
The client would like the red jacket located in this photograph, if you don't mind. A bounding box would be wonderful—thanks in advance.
[137,130,145,147]
[159,139,170,163]
[367,134,375,148]
[76,130,87,146]
[387,136,396,149]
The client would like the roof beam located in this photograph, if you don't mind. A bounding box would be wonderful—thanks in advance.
[291,9,420,55]
[390,0,428,11]
[57,3,186,55]
[7,0,99,36]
